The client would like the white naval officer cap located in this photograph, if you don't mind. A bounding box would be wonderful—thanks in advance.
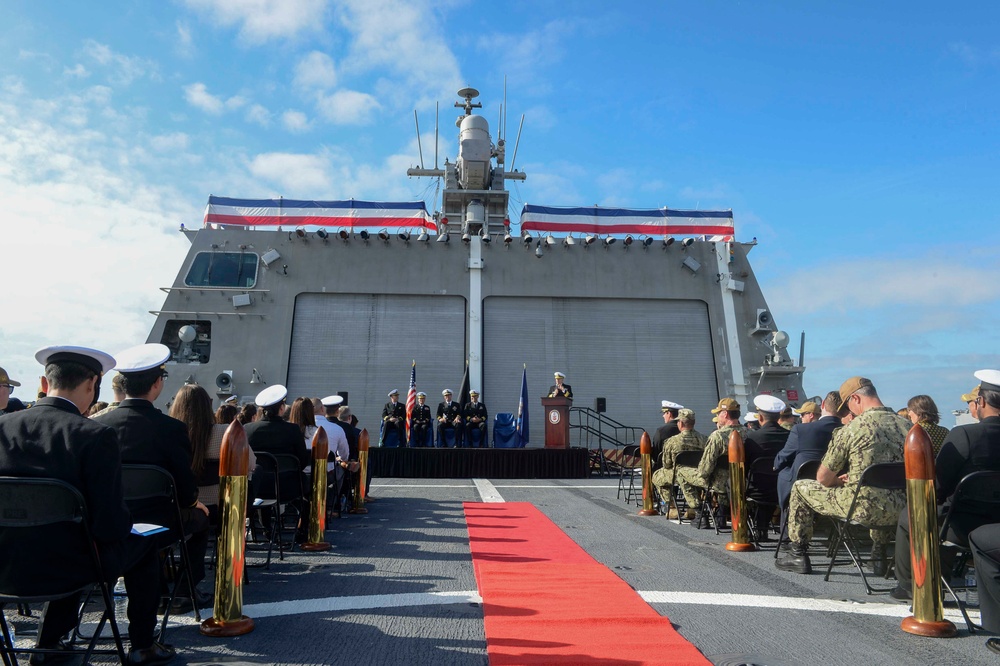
[255,384,288,407]
[554,372,565,379]
[388,389,399,397]
[442,389,453,396]
[744,411,759,422]
[416,392,426,398]
[661,400,683,411]
[975,369,1000,393]
[470,389,480,397]
[753,394,786,414]
[113,343,171,374]
[321,394,343,407]
[35,345,116,376]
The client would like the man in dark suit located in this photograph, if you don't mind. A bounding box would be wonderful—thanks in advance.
[381,389,406,447]
[0,346,174,665]
[743,394,791,537]
[548,372,573,399]
[969,523,1000,633]
[96,343,211,611]
[652,400,682,475]
[892,369,1000,600]
[774,392,842,531]
[410,392,432,447]
[463,390,488,448]
[335,405,366,507]
[245,384,310,539]
[436,389,462,448]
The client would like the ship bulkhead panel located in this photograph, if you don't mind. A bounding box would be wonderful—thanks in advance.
[482,297,718,445]
[286,293,467,435]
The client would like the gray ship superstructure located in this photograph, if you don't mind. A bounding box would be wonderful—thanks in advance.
[147,87,805,435]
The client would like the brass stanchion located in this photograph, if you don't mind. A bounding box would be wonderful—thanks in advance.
[901,424,956,638]
[351,429,369,514]
[638,431,658,516]
[201,420,255,637]
[301,426,331,552]
[725,429,756,552]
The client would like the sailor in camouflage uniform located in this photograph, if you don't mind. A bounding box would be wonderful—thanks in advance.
[676,398,746,526]
[776,377,910,574]
[651,409,706,516]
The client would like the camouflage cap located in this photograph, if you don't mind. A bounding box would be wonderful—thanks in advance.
[838,376,874,406]
[711,397,740,414]
[793,401,821,415]
[677,408,695,421]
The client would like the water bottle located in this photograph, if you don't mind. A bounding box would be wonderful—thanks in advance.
[966,569,979,607]
[113,577,128,622]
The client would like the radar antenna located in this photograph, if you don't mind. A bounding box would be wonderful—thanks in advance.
[456,87,482,116]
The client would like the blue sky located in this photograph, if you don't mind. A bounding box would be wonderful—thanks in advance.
[2,1,997,418]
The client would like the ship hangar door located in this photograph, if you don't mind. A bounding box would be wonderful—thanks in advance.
[482,297,718,445]
[287,293,466,433]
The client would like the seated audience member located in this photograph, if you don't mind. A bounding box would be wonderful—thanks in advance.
[778,406,797,431]
[0,346,174,665]
[89,371,125,419]
[238,402,257,425]
[215,402,238,425]
[288,396,318,447]
[891,370,1000,600]
[96,344,211,612]
[905,394,949,457]
[0,366,22,415]
[676,398,746,527]
[87,400,110,416]
[651,400,682,474]
[773,391,842,530]
[969,523,1000,632]
[651,408,706,518]
[776,377,909,575]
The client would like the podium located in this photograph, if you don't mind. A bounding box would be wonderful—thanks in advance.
[541,396,572,449]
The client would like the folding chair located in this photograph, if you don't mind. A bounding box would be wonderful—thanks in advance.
[247,452,284,568]
[745,456,779,548]
[823,461,905,594]
[774,459,822,559]
[937,470,1000,633]
[618,445,642,505]
[0,477,128,665]
[120,464,202,640]
[694,451,730,533]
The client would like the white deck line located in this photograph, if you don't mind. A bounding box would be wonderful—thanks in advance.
[472,478,505,502]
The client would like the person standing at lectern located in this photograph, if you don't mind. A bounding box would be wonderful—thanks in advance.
[548,372,573,399]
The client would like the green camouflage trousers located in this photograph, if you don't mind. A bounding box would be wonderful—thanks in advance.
[673,466,727,509]
[788,479,906,548]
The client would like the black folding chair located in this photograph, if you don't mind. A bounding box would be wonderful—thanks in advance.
[120,464,202,640]
[0,477,127,665]
[698,452,730,533]
[937,470,1000,633]
[617,445,641,504]
[823,461,905,594]
[745,456,779,548]
[247,452,283,568]
[774,459,822,559]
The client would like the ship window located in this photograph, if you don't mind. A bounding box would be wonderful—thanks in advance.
[184,251,258,288]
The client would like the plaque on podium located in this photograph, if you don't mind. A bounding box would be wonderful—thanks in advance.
[541,396,572,449]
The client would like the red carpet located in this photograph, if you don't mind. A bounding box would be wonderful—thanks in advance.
[465,502,709,665]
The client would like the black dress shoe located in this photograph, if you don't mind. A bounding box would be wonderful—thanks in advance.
[889,585,912,601]
[987,637,1000,655]
[127,641,176,665]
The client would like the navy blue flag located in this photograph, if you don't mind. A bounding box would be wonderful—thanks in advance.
[516,365,529,447]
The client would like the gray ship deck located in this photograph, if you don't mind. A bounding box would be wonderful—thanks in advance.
[4,479,991,665]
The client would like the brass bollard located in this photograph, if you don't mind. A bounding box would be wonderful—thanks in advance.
[351,428,370,514]
[638,431,658,516]
[901,424,957,638]
[725,429,756,552]
[201,419,255,637]
[301,426,331,552]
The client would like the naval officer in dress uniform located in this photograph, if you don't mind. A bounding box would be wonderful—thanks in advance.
[0,346,175,665]
[410,392,432,447]
[548,372,573,399]
[437,389,462,448]
[463,390,489,448]
[652,400,683,474]
[96,343,211,608]
[382,389,407,447]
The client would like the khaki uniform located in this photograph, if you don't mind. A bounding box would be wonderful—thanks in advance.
[787,406,909,547]
[651,429,707,507]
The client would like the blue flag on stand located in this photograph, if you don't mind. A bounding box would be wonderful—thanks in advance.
[516,365,529,447]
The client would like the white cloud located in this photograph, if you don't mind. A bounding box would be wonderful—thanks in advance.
[249,152,331,193]
[246,103,272,126]
[81,39,158,85]
[181,0,329,43]
[184,82,224,114]
[64,63,90,79]
[281,110,311,133]
[294,51,337,90]
[150,132,190,152]
[315,89,379,124]
[176,21,195,57]
[225,95,247,110]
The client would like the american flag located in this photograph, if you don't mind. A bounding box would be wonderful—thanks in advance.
[405,360,417,442]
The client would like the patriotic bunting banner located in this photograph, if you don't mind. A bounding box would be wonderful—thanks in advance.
[520,204,734,240]
[203,196,435,230]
